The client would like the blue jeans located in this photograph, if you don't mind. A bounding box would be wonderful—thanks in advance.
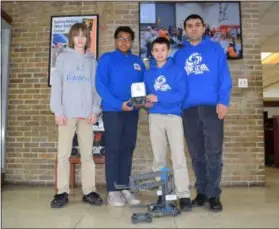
[103,111,139,192]
[182,105,224,198]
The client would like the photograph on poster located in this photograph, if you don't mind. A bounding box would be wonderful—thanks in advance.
[140,2,242,60]
[48,15,98,86]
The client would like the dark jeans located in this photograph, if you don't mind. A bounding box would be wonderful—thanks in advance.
[182,105,224,198]
[103,111,139,192]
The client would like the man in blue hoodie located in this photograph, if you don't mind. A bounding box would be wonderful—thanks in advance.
[173,14,232,212]
[95,26,146,207]
[144,37,192,211]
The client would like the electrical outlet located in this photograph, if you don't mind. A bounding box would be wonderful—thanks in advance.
[238,78,248,88]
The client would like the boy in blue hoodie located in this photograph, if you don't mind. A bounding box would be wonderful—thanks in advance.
[173,14,232,212]
[95,26,146,207]
[144,37,192,211]
[50,23,103,208]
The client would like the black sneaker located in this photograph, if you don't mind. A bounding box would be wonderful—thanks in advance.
[192,193,208,207]
[208,197,223,212]
[179,198,192,211]
[51,192,68,208]
[83,192,103,206]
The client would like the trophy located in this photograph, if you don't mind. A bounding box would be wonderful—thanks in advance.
[130,82,146,108]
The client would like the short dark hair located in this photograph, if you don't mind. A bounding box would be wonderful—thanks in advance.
[184,14,205,28]
[114,26,135,41]
[151,37,170,50]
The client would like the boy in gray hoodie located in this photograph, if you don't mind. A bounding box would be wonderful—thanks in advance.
[50,23,103,208]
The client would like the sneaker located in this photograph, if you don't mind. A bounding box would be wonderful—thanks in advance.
[107,191,125,207]
[50,192,68,208]
[121,190,140,205]
[179,198,192,211]
[83,191,103,206]
[192,193,208,207]
[208,197,223,212]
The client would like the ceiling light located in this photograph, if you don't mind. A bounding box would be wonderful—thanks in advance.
[262,53,279,64]
[261,52,273,61]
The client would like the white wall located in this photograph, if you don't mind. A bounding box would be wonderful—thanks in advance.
[263,84,279,99]
[264,107,279,118]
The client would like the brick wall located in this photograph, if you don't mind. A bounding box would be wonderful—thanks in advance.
[2,1,264,187]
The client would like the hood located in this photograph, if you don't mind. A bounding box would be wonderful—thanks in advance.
[150,57,174,70]
[62,47,95,58]
[183,35,211,48]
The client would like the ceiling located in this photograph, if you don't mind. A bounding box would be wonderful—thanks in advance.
[259,2,279,100]
[259,2,279,52]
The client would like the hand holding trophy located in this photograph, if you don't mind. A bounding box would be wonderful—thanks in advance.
[128,82,147,109]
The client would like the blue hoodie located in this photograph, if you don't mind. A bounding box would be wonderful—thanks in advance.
[144,58,186,116]
[173,36,232,109]
[96,49,146,111]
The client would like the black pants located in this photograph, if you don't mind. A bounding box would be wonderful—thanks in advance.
[103,111,139,192]
[182,105,224,198]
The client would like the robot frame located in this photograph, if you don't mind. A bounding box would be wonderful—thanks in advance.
[115,167,181,224]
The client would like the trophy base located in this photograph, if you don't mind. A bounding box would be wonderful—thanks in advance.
[131,96,146,108]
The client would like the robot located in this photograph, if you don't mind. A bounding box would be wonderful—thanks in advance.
[115,167,181,224]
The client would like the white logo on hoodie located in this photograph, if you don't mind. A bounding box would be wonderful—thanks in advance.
[154,75,171,92]
[185,52,209,76]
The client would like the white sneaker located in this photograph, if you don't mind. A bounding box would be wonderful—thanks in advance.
[121,190,140,205]
[107,191,125,207]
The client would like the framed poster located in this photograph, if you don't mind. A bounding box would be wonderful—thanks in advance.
[139,2,243,61]
[48,15,99,86]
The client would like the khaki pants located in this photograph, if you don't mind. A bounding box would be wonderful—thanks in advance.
[57,118,95,195]
[149,114,191,198]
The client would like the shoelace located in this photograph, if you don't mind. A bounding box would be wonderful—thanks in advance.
[123,191,135,201]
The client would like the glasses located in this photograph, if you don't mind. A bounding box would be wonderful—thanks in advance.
[117,37,132,43]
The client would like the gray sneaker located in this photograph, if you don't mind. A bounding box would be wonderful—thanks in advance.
[121,190,140,205]
[107,191,125,207]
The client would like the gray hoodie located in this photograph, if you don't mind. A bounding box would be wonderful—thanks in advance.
[50,47,101,118]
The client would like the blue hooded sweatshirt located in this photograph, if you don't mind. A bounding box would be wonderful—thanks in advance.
[173,36,232,109]
[144,58,186,116]
[95,49,146,111]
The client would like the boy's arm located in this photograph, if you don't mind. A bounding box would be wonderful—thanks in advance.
[50,55,64,116]
[156,71,186,104]
[91,60,102,116]
[95,55,123,110]
[217,47,233,106]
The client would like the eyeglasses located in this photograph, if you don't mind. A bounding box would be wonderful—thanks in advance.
[117,37,132,43]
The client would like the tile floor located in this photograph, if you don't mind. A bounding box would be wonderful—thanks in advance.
[1,168,279,228]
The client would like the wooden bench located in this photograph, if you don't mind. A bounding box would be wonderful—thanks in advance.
[54,155,105,192]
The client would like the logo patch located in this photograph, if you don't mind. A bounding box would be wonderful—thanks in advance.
[154,75,171,92]
[133,63,141,71]
[184,52,210,75]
